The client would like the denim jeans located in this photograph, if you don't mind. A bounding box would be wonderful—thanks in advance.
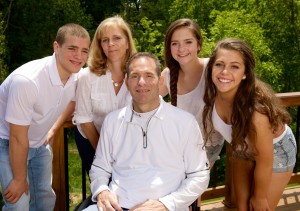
[273,126,297,173]
[227,126,296,173]
[0,138,56,211]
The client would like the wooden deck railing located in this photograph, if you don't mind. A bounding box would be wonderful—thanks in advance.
[51,92,300,211]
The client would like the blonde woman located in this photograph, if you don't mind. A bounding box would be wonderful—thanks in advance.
[74,16,137,174]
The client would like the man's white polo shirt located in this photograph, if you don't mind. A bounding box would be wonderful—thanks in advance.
[0,53,78,148]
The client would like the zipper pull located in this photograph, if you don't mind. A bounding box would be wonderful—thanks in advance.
[143,131,147,148]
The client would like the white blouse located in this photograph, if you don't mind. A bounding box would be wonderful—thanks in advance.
[74,67,131,138]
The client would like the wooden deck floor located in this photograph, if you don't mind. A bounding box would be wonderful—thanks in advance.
[200,185,300,211]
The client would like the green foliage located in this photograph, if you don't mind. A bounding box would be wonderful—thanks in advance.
[120,0,169,62]
[1,0,299,91]
[207,9,283,91]
[134,17,164,60]
[67,131,91,210]
[209,146,226,187]
[4,0,93,71]
[168,0,196,22]
[82,0,121,25]
[0,12,8,83]
[251,0,300,91]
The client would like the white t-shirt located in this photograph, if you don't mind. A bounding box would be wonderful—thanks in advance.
[74,67,131,137]
[0,54,78,148]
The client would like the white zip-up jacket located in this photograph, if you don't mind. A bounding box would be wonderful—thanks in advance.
[90,98,210,211]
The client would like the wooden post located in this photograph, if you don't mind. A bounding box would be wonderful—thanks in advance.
[52,120,74,211]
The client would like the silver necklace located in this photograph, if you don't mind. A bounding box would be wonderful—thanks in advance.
[112,79,124,87]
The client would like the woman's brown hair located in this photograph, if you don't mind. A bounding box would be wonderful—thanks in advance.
[164,18,203,106]
[203,38,291,155]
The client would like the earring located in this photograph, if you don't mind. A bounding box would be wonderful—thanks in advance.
[242,75,246,79]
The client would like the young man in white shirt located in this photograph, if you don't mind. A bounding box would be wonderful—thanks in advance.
[85,52,210,211]
[0,23,90,211]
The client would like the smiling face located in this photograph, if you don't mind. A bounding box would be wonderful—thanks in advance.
[54,34,90,81]
[170,27,200,66]
[126,56,161,113]
[100,25,129,64]
[212,49,246,98]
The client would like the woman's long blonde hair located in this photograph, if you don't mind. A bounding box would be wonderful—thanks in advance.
[88,15,137,76]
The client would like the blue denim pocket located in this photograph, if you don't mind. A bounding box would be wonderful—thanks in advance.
[273,127,297,172]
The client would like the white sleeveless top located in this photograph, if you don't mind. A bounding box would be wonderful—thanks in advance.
[212,104,232,144]
[212,104,287,145]
[165,58,223,146]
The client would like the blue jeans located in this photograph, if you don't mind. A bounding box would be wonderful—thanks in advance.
[273,126,297,172]
[0,138,56,211]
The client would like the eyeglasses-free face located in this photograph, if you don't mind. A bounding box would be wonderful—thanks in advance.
[126,57,161,113]
[100,26,129,63]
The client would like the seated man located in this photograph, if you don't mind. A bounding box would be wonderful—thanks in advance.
[85,52,210,211]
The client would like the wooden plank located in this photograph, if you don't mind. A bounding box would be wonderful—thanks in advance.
[289,173,300,184]
[276,92,300,106]
[52,119,74,211]
[201,186,226,201]
[200,185,300,211]
[52,126,67,211]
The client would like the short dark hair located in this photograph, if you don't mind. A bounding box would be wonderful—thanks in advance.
[126,52,161,77]
[55,23,90,46]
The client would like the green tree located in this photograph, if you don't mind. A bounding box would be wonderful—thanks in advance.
[0,12,8,82]
[120,0,169,61]
[81,0,121,26]
[251,0,300,91]
[4,0,93,72]
[134,17,164,60]
[168,0,196,22]
[1,0,299,92]
[207,10,282,90]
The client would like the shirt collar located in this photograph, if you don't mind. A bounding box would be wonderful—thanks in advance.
[49,53,78,87]
[124,96,165,123]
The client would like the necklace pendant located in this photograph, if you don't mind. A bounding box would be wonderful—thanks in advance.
[113,82,119,87]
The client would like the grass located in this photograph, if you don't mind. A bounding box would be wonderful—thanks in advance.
[67,134,91,210]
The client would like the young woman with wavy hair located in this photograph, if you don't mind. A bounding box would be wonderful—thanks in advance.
[203,38,296,211]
